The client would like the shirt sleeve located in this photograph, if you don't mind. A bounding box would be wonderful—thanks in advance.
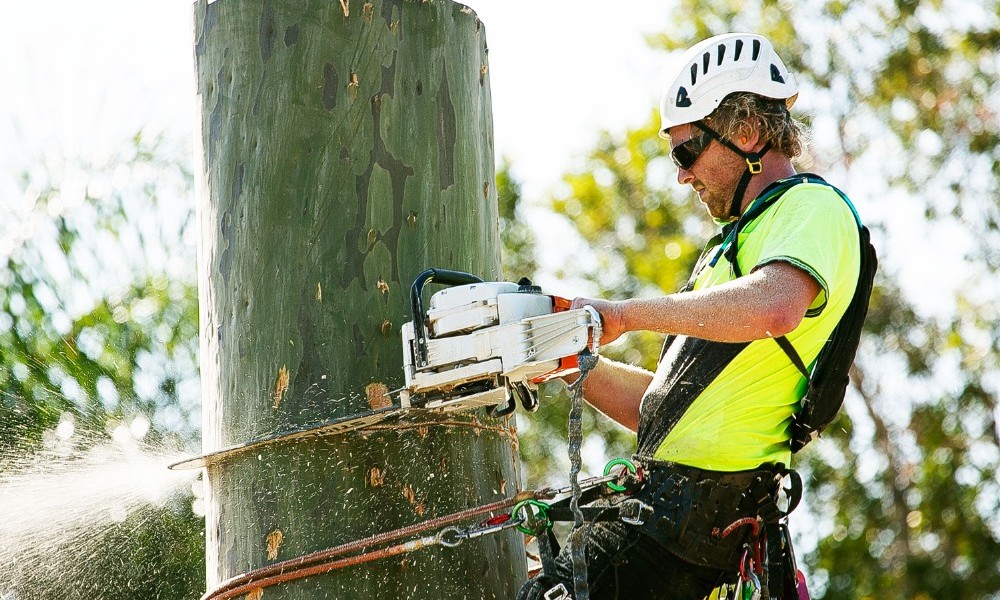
[747,184,860,316]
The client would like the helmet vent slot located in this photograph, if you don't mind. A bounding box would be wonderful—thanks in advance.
[676,87,692,108]
[752,38,762,60]
[770,64,785,83]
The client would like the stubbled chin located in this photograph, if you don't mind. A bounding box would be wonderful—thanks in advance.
[707,203,736,223]
[702,197,725,219]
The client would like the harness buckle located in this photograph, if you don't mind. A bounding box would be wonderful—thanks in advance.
[746,157,763,174]
[618,498,654,526]
[543,583,570,600]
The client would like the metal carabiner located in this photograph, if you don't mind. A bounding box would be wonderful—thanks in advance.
[438,513,526,548]
[617,497,653,526]
[742,570,762,600]
[465,514,524,540]
[738,547,762,599]
[437,526,465,548]
[547,472,618,496]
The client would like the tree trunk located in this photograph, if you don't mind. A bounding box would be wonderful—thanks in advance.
[193,0,524,597]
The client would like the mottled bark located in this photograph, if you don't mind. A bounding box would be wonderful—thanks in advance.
[193,0,524,597]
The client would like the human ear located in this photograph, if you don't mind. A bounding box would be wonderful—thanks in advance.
[738,122,763,152]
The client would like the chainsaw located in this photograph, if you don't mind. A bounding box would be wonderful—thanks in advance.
[168,268,599,471]
[399,268,602,416]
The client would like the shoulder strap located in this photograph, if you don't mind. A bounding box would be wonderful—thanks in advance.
[711,174,829,278]
[714,174,864,377]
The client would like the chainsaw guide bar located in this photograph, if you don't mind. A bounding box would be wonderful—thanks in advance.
[168,406,407,470]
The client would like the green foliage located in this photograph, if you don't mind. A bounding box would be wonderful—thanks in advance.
[0,133,204,598]
[1,133,200,451]
[551,113,701,301]
[497,161,638,486]
[10,498,206,600]
[549,114,709,373]
[516,382,638,488]
[497,158,538,283]
[87,500,206,600]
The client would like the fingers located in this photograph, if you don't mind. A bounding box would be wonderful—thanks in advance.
[571,297,608,312]
[568,298,622,345]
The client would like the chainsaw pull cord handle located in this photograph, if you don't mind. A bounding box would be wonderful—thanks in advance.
[409,269,484,369]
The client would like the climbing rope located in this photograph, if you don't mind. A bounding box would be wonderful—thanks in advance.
[562,310,602,600]
[199,458,633,600]
[200,492,538,600]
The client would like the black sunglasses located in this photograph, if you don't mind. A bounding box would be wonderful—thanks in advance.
[670,130,712,170]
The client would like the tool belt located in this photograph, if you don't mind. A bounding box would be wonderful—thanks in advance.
[629,457,790,570]
[544,457,790,571]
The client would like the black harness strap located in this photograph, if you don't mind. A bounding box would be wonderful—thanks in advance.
[774,335,810,379]
[536,527,561,580]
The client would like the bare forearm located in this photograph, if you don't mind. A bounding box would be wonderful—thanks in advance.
[578,357,652,432]
[617,262,820,342]
[621,286,783,342]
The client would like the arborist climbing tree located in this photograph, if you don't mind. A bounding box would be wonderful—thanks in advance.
[191,3,878,597]
[515,33,876,600]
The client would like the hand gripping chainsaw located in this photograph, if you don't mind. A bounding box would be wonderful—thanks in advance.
[400,269,602,415]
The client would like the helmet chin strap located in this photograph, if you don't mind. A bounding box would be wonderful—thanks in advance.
[693,122,771,220]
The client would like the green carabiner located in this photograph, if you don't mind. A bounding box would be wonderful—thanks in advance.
[511,499,552,535]
[603,458,637,492]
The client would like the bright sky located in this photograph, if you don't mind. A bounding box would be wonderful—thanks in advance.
[462,1,671,196]
[0,0,671,203]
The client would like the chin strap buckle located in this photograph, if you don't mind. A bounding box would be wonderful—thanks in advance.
[746,156,763,174]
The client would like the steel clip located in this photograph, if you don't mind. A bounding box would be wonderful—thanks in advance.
[436,526,465,548]
[618,498,653,526]
[464,514,523,540]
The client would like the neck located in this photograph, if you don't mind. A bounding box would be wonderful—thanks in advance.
[735,155,797,216]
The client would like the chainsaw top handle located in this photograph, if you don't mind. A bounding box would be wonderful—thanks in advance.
[410,269,485,369]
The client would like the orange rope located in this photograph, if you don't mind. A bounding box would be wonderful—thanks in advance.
[205,536,437,600]
[201,490,546,600]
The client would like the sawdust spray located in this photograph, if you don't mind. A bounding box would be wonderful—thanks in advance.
[0,420,200,597]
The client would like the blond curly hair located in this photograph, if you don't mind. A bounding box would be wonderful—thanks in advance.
[703,92,808,158]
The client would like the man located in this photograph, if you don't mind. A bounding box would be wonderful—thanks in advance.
[517,33,862,599]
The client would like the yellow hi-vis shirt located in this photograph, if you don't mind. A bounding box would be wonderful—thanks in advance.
[636,181,861,472]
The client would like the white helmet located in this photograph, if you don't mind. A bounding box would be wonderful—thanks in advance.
[658,33,798,137]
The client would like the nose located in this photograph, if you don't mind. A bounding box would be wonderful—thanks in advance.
[676,167,694,186]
